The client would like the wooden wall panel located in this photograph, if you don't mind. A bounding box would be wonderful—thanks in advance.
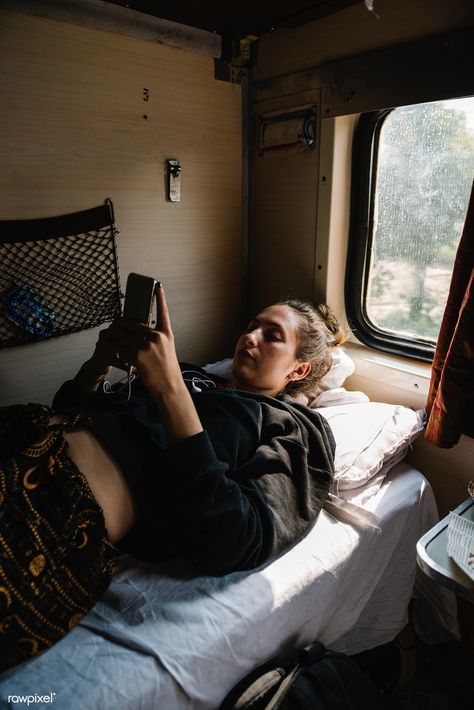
[256,0,474,82]
[322,26,474,117]
[251,150,320,311]
[0,9,242,406]
[250,86,322,314]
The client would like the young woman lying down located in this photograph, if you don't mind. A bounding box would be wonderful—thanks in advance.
[0,286,346,671]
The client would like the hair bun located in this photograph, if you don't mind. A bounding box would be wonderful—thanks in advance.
[314,303,347,346]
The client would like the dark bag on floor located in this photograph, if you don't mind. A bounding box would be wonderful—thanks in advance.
[220,641,389,709]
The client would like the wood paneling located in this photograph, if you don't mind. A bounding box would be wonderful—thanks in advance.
[0,9,242,406]
[0,0,221,57]
[256,0,474,82]
[250,84,322,314]
[322,26,474,117]
[407,436,474,518]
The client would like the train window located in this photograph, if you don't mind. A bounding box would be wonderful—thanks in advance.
[346,96,474,361]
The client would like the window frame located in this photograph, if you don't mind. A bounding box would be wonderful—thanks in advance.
[345,109,437,363]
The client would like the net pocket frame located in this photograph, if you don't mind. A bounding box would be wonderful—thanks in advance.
[0,199,122,348]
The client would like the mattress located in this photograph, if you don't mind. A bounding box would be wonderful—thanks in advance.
[0,462,459,709]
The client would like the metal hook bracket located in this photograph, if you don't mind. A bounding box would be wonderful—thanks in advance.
[167,159,182,202]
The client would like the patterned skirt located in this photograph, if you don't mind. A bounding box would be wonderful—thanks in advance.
[0,403,118,673]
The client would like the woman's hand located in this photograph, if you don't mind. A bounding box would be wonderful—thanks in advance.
[125,284,184,399]
[101,285,203,444]
[76,321,132,391]
[80,286,177,384]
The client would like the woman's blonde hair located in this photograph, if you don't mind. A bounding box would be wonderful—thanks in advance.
[277,298,347,397]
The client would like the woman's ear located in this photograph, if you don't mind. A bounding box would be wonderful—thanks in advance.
[291,361,312,381]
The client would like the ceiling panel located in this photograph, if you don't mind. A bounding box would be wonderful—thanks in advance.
[102,1,363,37]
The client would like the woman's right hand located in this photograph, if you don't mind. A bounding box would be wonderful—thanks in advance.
[130,284,184,399]
[123,285,203,443]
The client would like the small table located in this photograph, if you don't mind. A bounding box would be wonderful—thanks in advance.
[416,498,474,603]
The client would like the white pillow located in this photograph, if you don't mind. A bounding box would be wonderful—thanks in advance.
[315,402,426,491]
[203,358,233,379]
[315,347,354,390]
[304,348,370,407]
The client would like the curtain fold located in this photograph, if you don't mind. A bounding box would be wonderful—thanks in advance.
[425,179,474,448]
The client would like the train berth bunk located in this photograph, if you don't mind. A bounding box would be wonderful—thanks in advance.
[0,376,459,709]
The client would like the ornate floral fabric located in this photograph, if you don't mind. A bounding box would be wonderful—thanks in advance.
[0,404,118,672]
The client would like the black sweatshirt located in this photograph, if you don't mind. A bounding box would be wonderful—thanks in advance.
[52,366,335,576]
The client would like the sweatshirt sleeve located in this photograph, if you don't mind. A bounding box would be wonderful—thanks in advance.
[161,431,275,576]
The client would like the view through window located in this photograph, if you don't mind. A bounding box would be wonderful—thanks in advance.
[366,96,474,343]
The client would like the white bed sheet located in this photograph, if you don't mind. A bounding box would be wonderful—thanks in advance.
[0,463,459,710]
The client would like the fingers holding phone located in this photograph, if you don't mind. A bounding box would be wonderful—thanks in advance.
[93,320,139,372]
[79,276,170,389]
[110,272,162,369]
[154,281,171,335]
[108,274,201,442]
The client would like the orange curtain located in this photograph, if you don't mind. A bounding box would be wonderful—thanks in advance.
[425,179,474,447]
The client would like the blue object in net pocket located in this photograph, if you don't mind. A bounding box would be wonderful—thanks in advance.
[1,284,57,338]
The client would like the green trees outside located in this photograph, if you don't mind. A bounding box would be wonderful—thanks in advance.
[368,99,474,340]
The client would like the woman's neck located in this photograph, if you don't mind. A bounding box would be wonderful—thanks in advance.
[227,377,280,398]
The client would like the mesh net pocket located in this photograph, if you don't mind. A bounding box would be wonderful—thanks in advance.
[0,199,122,348]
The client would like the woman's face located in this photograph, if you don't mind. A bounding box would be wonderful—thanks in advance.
[231,304,311,397]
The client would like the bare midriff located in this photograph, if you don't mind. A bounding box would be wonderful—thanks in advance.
[50,417,136,544]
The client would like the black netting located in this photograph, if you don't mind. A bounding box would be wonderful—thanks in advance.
[0,200,122,349]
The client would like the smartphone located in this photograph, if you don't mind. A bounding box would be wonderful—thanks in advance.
[122,273,160,326]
